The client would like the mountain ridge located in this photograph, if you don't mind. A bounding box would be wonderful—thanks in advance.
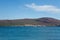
[0,17,60,26]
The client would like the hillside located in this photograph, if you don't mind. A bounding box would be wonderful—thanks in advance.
[0,17,60,26]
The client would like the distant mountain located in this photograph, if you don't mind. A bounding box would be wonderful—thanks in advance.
[0,17,60,26]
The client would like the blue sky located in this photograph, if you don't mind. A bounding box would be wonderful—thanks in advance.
[0,0,60,20]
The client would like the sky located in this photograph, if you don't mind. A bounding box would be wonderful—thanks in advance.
[0,0,60,20]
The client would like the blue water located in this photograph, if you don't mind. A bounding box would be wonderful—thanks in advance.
[0,26,60,40]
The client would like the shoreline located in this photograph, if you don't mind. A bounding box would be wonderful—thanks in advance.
[0,24,60,27]
[0,25,46,27]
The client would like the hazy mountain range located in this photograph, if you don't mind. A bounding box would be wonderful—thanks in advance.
[0,17,60,26]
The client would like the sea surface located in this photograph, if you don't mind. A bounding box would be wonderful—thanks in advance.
[0,26,60,40]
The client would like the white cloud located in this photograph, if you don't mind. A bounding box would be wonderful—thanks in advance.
[25,3,60,13]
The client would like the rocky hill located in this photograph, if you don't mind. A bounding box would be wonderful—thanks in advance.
[0,17,60,26]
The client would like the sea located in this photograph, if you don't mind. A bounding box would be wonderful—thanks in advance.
[0,26,60,40]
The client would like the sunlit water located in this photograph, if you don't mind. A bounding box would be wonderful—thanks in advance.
[0,26,60,40]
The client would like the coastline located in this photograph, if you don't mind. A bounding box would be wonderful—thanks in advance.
[0,25,46,27]
[0,24,59,27]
